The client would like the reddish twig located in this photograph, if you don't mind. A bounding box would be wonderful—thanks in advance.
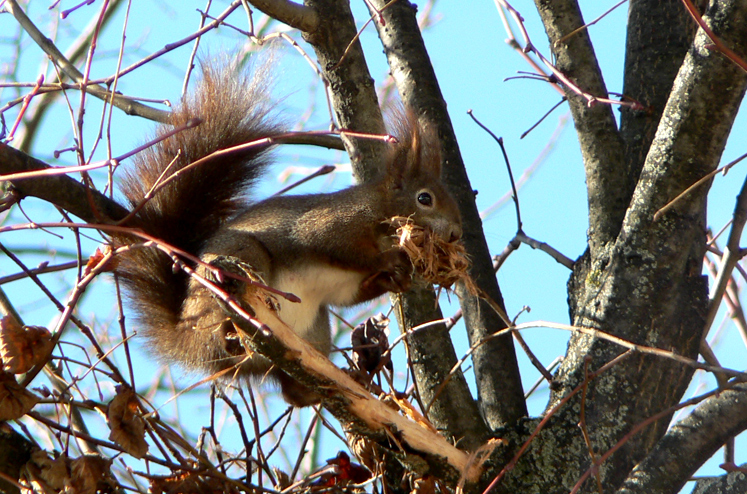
[482,351,634,494]
[5,74,44,142]
[680,0,747,73]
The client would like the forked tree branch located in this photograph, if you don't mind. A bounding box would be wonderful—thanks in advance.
[548,0,747,490]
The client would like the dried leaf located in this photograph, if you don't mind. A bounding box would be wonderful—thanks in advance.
[107,386,148,459]
[23,451,115,494]
[390,217,477,294]
[150,470,236,494]
[86,246,116,275]
[0,371,39,421]
[22,449,69,494]
[70,454,115,494]
[0,316,53,374]
[351,314,392,374]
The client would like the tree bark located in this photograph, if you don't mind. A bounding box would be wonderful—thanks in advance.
[369,0,527,433]
[619,383,747,493]
[543,0,747,491]
[300,0,389,182]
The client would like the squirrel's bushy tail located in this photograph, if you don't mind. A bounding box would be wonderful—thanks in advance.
[115,60,282,342]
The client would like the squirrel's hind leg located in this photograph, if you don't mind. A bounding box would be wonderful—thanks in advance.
[177,237,275,374]
[270,306,329,407]
[184,241,330,407]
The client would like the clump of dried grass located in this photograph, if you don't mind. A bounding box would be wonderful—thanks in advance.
[390,216,478,294]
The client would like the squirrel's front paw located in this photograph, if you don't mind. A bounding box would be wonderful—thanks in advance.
[205,256,248,293]
[360,249,413,298]
[384,249,414,293]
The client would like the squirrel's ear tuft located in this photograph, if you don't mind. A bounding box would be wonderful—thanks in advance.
[385,108,442,184]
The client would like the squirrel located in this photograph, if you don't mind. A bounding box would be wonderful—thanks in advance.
[113,61,463,407]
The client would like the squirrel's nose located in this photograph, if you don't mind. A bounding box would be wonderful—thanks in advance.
[449,224,463,242]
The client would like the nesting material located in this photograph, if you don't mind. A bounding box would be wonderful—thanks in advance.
[391,216,478,294]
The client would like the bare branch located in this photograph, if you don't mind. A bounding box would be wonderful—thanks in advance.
[16,0,127,152]
[247,0,319,33]
[617,384,747,494]
[4,0,171,123]
[301,0,388,183]
[702,174,747,337]
[619,0,696,232]
[0,143,128,223]
[531,0,627,254]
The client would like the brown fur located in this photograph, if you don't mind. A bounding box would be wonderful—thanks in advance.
[115,62,462,406]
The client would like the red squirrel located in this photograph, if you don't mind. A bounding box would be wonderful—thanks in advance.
[114,62,462,406]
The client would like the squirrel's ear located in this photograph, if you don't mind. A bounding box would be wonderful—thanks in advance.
[385,108,442,185]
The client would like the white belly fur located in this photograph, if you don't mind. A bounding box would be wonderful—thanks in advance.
[272,264,365,339]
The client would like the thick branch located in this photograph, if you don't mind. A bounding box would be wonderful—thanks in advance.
[549,0,747,490]
[248,0,319,32]
[534,0,626,256]
[692,465,747,494]
[0,427,34,494]
[301,0,388,182]
[393,288,489,451]
[618,0,695,208]
[618,384,747,494]
[368,0,525,433]
[0,144,129,224]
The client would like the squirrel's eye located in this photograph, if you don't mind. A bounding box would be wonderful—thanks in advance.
[417,192,433,207]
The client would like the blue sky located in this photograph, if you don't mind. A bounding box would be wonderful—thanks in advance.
[1,0,746,488]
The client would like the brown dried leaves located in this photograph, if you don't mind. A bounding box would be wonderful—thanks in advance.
[391,217,477,294]
[0,317,48,420]
[0,370,39,421]
[351,315,392,374]
[22,450,116,494]
[107,386,148,459]
[0,316,53,374]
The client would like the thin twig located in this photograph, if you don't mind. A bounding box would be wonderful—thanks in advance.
[554,0,628,47]
[520,97,566,139]
[701,174,747,346]
[467,109,521,231]
[654,151,747,221]
[5,0,171,123]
